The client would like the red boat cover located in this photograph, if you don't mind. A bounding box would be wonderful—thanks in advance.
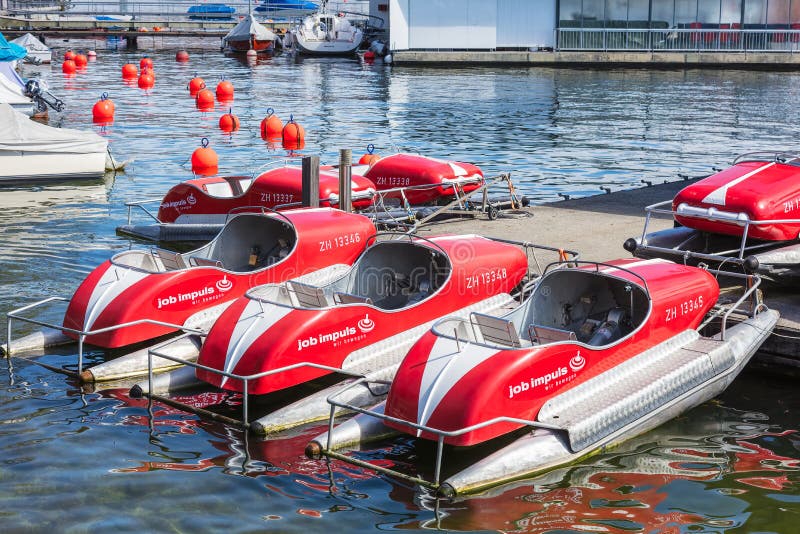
[673,159,800,241]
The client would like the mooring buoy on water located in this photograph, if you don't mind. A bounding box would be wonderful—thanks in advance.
[260,107,282,139]
[191,137,219,174]
[188,74,205,96]
[121,63,138,78]
[92,92,115,123]
[282,114,305,144]
[219,108,240,132]
[216,79,234,102]
[359,144,380,165]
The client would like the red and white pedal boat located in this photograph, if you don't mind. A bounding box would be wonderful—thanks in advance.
[4,209,374,382]
[310,258,778,496]
[625,152,800,281]
[130,235,577,434]
[119,154,488,242]
[359,153,484,205]
[156,165,378,225]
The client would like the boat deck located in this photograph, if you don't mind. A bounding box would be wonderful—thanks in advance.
[418,178,800,376]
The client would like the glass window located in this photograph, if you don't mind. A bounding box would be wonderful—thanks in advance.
[629,0,650,21]
[652,0,676,27]
[767,0,790,23]
[721,0,742,23]
[698,0,721,23]
[605,0,628,21]
[676,0,699,24]
[582,0,605,26]
[559,0,583,24]
[744,0,767,24]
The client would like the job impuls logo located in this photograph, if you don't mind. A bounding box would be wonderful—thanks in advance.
[216,275,233,292]
[358,313,375,333]
[187,193,197,206]
[569,351,586,372]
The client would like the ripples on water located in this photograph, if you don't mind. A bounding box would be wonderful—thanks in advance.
[0,43,798,531]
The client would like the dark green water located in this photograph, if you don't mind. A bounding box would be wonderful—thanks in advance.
[0,43,797,532]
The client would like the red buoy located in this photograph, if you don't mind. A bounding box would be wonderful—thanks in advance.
[219,109,240,132]
[282,115,305,144]
[141,66,156,79]
[216,79,234,102]
[191,138,219,174]
[358,144,380,165]
[195,88,215,110]
[74,53,88,67]
[140,56,153,70]
[176,50,190,62]
[64,50,75,61]
[92,92,115,123]
[138,72,155,89]
[62,60,77,74]
[363,50,376,62]
[122,63,138,78]
[188,75,205,96]
[260,108,283,139]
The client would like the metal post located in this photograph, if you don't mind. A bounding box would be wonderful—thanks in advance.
[338,149,352,212]
[77,334,85,375]
[243,380,249,427]
[301,155,320,208]
[6,317,11,357]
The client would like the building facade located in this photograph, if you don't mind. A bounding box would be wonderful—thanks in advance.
[388,0,800,51]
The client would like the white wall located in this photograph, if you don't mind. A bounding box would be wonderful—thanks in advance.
[389,0,556,50]
[498,0,555,48]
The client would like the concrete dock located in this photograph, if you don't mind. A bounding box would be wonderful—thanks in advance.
[418,178,800,376]
[392,50,800,68]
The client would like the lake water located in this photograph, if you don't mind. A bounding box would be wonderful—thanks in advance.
[0,42,798,532]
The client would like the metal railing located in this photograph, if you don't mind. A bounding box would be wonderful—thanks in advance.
[558,28,800,52]
[5,297,206,375]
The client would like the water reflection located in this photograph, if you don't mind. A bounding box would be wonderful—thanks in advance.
[1,49,799,531]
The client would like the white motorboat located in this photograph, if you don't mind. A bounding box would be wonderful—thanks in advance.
[0,70,35,116]
[10,33,52,64]
[286,1,364,56]
[0,103,109,183]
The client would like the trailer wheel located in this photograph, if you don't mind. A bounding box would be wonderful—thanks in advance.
[487,205,499,220]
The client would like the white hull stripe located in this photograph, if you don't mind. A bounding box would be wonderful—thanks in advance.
[220,299,291,388]
[701,162,774,206]
[84,267,149,331]
[416,337,499,434]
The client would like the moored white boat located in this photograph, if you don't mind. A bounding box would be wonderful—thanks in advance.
[0,103,108,183]
[309,259,778,496]
[286,1,364,56]
[10,33,51,64]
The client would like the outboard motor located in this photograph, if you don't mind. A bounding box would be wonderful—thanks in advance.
[25,79,65,112]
